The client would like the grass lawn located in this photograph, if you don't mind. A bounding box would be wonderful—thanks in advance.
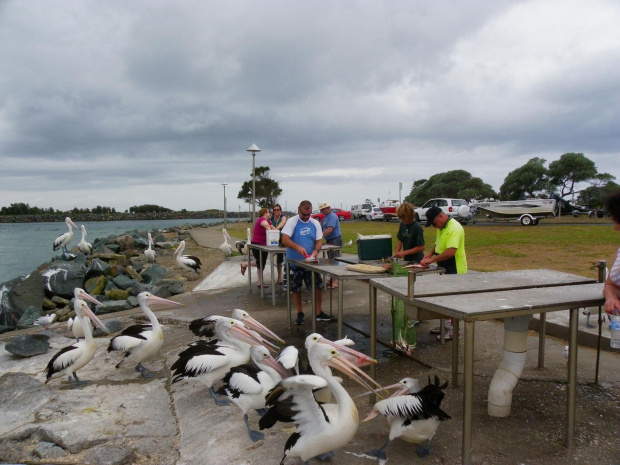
[225,215,617,280]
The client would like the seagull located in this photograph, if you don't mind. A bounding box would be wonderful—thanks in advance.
[33,313,57,329]
[77,225,92,255]
[67,288,106,341]
[364,375,451,460]
[144,233,156,263]
[107,292,183,378]
[220,229,233,256]
[45,300,108,388]
[343,239,353,247]
[52,217,78,253]
[174,240,202,273]
[219,345,292,442]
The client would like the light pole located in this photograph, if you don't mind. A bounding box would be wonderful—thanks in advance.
[222,183,228,228]
[247,143,261,224]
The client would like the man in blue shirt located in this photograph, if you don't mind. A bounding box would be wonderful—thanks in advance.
[319,202,342,289]
[282,200,333,325]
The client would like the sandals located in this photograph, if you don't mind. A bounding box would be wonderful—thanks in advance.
[326,282,339,289]
[257,283,269,288]
[240,263,248,276]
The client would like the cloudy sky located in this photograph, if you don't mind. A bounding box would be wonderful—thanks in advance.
[1,0,619,213]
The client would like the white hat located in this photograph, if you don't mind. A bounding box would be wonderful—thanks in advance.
[319,202,331,210]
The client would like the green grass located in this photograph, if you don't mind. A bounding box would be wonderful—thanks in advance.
[225,216,618,279]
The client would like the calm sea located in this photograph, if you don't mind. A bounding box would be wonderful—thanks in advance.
[0,218,243,285]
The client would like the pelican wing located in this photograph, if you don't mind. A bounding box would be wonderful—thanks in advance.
[170,343,237,377]
[107,324,152,352]
[374,393,451,421]
[45,342,81,379]
[222,365,263,396]
[52,232,71,250]
[189,316,220,337]
[277,346,299,375]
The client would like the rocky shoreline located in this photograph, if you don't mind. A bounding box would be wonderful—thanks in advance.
[0,223,222,336]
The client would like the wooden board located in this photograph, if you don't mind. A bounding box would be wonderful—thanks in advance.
[345,264,388,274]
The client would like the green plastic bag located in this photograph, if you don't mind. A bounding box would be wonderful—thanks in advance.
[389,261,417,354]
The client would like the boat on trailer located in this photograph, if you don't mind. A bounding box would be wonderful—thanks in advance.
[379,200,400,221]
[473,199,556,226]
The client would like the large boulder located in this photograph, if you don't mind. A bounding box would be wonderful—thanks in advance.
[42,261,87,298]
[115,234,135,252]
[84,275,106,296]
[1,272,46,327]
[141,265,168,285]
[86,258,111,279]
[111,275,136,290]
[97,300,132,314]
[5,334,50,357]
[16,306,43,329]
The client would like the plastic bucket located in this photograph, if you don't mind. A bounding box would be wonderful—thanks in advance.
[266,230,280,247]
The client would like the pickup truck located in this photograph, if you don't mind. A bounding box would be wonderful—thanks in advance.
[414,198,472,225]
[351,203,374,219]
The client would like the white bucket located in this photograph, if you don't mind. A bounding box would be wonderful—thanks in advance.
[266,230,280,247]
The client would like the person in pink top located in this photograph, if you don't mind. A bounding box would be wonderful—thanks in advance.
[241,207,275,288]
[603,189,620,315]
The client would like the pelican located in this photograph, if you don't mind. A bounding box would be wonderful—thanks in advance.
[107,292,183,377]
[235,228,251,255]
[45,300,108,388]
[67,288,106,341]
[220,229,233,256]
[171,317,274,405]
[219,345,292,442]
[144,233,156,263]
[364,375,451,459]
[77,225,92,255]
[260,342,381,463]
[33,313,56,329]
[52,217,77,253]
[174,240,202,273]
[188,309,285,345]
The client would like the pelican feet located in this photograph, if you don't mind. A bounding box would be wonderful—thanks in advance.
[314,451,334,461]
[415,441,434,458]
[135,363,155,378]
[244,414,264,442]
[208,386,231,406]
[365,439,391,460]
[255,408,268,416]
[68,373,90,389]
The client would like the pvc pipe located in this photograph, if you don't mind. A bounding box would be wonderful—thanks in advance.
[488,315,532,417]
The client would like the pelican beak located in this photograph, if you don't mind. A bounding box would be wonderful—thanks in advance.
[80,306,109,333]
[146,295,184,308]
[228,325,279,353]
[362,409,381,422]
[69,219,78,229]
[262,353,294,379]
[241,315,286,344]
[326,352,384,397]
[355,382,409,399]
[318,338,377,367]
[79,292,107,308]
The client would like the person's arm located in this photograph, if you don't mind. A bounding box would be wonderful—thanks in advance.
[420,245,437,266]
[603,274,620,315]
[394,244,426,259]
[261,219,274,230]
[312,239,322,258]
[275,216,286,231]
[421,247,456,265]
[322,226,334,238]
[282,233,308,257]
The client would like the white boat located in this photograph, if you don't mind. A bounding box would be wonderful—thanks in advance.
[473,199,556,226]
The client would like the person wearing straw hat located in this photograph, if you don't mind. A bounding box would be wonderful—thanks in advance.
[319,202,342,289]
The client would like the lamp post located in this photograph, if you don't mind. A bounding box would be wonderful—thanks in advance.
[222,183,228,228]
[247,143,261,224]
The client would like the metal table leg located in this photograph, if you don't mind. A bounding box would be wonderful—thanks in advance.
[462,320,474,465]
[337,282,344,339]
[567,307,578,449]
[311,271,316,334]
[369,284,377,404]
[286,261,291,331]
[270,252,276,306]
[538,312,546,369]
[452,318,460,388]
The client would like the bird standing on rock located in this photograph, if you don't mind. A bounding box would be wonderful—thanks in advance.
[174,240,202,273]
[33,313,57,329]
[144,232,156,263]
[77,225,92,255]
[52,217,77,253]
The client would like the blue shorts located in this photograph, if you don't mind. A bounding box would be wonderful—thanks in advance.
[285,264,324,293]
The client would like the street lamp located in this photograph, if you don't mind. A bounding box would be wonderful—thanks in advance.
[247,143,261,224]
[222,183,228,228]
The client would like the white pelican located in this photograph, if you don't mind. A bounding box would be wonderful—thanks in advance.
[364,375,451,459]
[220,229,233,256]
[171,317,273,405]
[260,342,381,463]
[52,217,78,253]
[219,345,292,442]
[144,233,156,263]
[77,225,92,255]
[174,240,202,273]
[45,300,108,388]
[67,288,106,341]
[33,313,57,329]
[107,292,183,378]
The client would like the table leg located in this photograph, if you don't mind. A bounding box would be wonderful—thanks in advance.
[270,252,276,306]
[311,271,316,334]
[566,307,578,449]
[337,282,344,339]
[248,247,252,291]
[259,250,264,299]
[452,318,460,388]
[538,312,546,369]
[369,284,377,404]
[286,261,291,331]
[462,320,474,465]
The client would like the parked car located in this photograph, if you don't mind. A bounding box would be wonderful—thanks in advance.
[351,203,374,219]
[311,208,351,222]
[310,210,324,221]
[414,198,472,225]
[365,207,385,221]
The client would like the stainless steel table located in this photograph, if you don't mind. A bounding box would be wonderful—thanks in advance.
[247,243,286,306]
[368,270,603,465]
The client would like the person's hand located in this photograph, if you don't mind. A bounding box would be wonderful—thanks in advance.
[311,249,318,258]
[420,256,432,267]
[604,296,620,315]
[393,251,403,259]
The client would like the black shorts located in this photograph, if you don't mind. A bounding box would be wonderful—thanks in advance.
[286,264,324,292]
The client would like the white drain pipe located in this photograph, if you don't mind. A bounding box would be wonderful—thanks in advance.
[488,314,532,417]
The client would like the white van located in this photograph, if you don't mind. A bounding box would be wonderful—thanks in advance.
[351,203,374,219]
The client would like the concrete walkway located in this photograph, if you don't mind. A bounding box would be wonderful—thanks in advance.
[1,226,619,465]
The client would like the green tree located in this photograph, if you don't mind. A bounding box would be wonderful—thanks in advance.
[499,157,549,200]
[577,173,618,207]
[548,153,597,198]
[237,166,282,209]
[129,204,172,213]
[404,170,496,205]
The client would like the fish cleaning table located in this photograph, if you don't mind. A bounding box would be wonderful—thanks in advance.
[368,270,603,465]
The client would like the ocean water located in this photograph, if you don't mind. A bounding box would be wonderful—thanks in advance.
[0,218,241,285]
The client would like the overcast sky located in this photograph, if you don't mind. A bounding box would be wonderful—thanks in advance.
[1,0,619,213]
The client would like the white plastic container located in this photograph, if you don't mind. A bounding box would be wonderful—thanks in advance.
[266,230,280,247]
[610,315,620,349]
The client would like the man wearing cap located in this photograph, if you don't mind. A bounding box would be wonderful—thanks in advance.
[420,206,467,340]
[319,202,342,289]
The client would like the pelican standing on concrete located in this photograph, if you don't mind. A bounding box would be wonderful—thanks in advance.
[174,240,202,273]
[107,292,183,377]
[144,233,156,263]
[219,345,292,442]
[364,375,451,459]
[45,300,108,388]
[260,342,381,463]
[171,317,276,405]
[220,229,233,256]
[77,225,92,255]
[67,288,106,341]
[52,217,77,253]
